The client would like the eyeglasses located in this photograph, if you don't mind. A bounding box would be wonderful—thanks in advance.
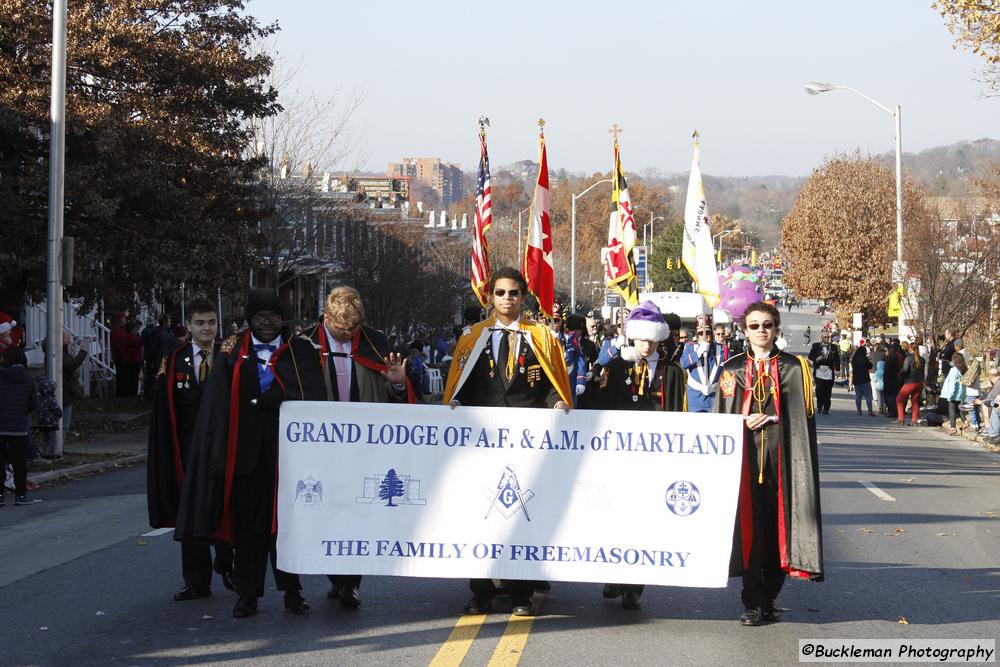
[696,330,711,337]
[552,316,562,323]
[328,320,359,335]
[746,321,775,331]
[493,289,522,298]
[678,336,689,341]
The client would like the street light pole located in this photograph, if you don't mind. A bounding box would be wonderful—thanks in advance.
[517,205,530,261]
[46,0,68,458]
[805,81,905,327]
[570,178,613,311]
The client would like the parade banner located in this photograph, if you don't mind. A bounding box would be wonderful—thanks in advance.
[276,402,744,587]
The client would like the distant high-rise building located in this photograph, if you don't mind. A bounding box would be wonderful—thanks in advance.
[387,157,464,205]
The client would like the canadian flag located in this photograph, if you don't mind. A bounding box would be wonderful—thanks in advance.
[523,130,555,316]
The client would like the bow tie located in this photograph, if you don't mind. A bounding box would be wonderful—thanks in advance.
[254,343,277,352]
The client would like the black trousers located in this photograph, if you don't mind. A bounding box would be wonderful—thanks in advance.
[0,434,28,496]
[469,578,535,601]
[327,574,362,590]
[741,472,786,610]
[232,458,301,599]
[815,378,834,413]
[115,361,141,398]
[181,541,234,589]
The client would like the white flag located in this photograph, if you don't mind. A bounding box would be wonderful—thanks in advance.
[681,133,720,307]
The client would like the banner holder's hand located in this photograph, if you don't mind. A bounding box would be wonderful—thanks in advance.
[382,352,406,384]
[554,400,571,414]
[449,399,461,410]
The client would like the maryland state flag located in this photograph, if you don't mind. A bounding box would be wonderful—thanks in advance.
[523,125,555,316]
[604,137,638,306]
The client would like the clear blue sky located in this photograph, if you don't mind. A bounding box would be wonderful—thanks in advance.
[249,0,997,177]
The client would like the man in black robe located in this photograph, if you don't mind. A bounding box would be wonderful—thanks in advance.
[271,286,413,609]
[714,301,823,626]
[175,289,308,619]
[148,297,234,601]
[596,301,685,610]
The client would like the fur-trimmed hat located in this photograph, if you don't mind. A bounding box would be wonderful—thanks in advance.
[624,301,670,342]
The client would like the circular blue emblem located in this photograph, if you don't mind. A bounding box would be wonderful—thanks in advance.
[665,480,701,516]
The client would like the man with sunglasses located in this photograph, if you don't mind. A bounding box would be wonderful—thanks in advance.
[680,314,727,413]
[444,266,572,617]
[714,301,823,627]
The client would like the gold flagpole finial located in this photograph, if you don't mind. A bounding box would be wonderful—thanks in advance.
[478,116,490,131]
[537,118,545,134]
[692,129,700,143]
[609,123,623,142]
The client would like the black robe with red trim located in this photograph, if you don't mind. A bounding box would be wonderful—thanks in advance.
[174,330,285,545]
[714,349,824,582]
[147,340,220,528]
[271,323,415,404]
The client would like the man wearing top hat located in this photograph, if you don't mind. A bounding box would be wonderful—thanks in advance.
[680,313,727,413]
[443,266,572,617]
[176,288,309,619]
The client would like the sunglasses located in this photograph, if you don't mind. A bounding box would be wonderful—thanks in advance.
[493,289,522,298]
[678,336,689,341]
[746,321,775,331]
[552,316,562,323]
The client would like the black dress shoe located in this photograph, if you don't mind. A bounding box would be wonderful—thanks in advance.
[219,570,236,593]
[174,585,211,601]
[761,605,781,623]
[233,596,258,618]
[284,591,311,615]
[740,608,763,626]
[621,591,642,610]
[463,595,494,614]
[510,597,535,617]
[602,584,622,599]
[338,585,361,609]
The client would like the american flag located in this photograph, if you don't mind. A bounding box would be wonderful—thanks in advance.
[471,129,492,307]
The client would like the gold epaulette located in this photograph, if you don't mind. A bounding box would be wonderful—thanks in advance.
[220,334,239,354]
[796,354,816,418]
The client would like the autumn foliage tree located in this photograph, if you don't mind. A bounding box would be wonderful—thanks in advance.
[780,154,932,326]
[935,0,1000,96]
[0,1,279,310]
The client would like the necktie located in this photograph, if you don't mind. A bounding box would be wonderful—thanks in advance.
[332,349,351,401]
[636,358,649,396]
[254,343,276,393]
[198,349,210,383]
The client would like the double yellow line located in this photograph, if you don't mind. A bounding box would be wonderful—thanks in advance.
[429,605,540,667]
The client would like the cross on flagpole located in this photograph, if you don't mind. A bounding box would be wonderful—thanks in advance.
[609,123,623,143]
[537,117,545,134]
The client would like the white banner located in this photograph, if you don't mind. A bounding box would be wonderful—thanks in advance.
[276,402,744,588]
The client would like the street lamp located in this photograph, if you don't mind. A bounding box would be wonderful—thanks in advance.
[806,80,905,333]
[713,228,741,265]
[570,178,613,311]
[516,205,531,260]
[644,214,665,255]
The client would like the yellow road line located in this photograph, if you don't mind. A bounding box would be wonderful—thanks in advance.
[486,614,537,667]
[429,613,488,667]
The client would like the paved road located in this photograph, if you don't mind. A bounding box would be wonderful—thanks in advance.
[3,307,998,666]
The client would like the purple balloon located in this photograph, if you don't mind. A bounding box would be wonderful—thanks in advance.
[718,264,765,320]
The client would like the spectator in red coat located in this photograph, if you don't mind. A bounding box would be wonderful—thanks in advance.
[111,313,143,398]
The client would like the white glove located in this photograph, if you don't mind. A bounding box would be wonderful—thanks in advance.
[575,384,586,396]
[614,335,626,348]
[696,341,710,357]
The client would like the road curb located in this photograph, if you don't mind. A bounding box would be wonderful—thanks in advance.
[30,453,146,485]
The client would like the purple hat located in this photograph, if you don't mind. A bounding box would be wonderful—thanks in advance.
[625,301,670,342]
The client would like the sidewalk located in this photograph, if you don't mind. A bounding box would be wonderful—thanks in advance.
[29,407,149,485]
